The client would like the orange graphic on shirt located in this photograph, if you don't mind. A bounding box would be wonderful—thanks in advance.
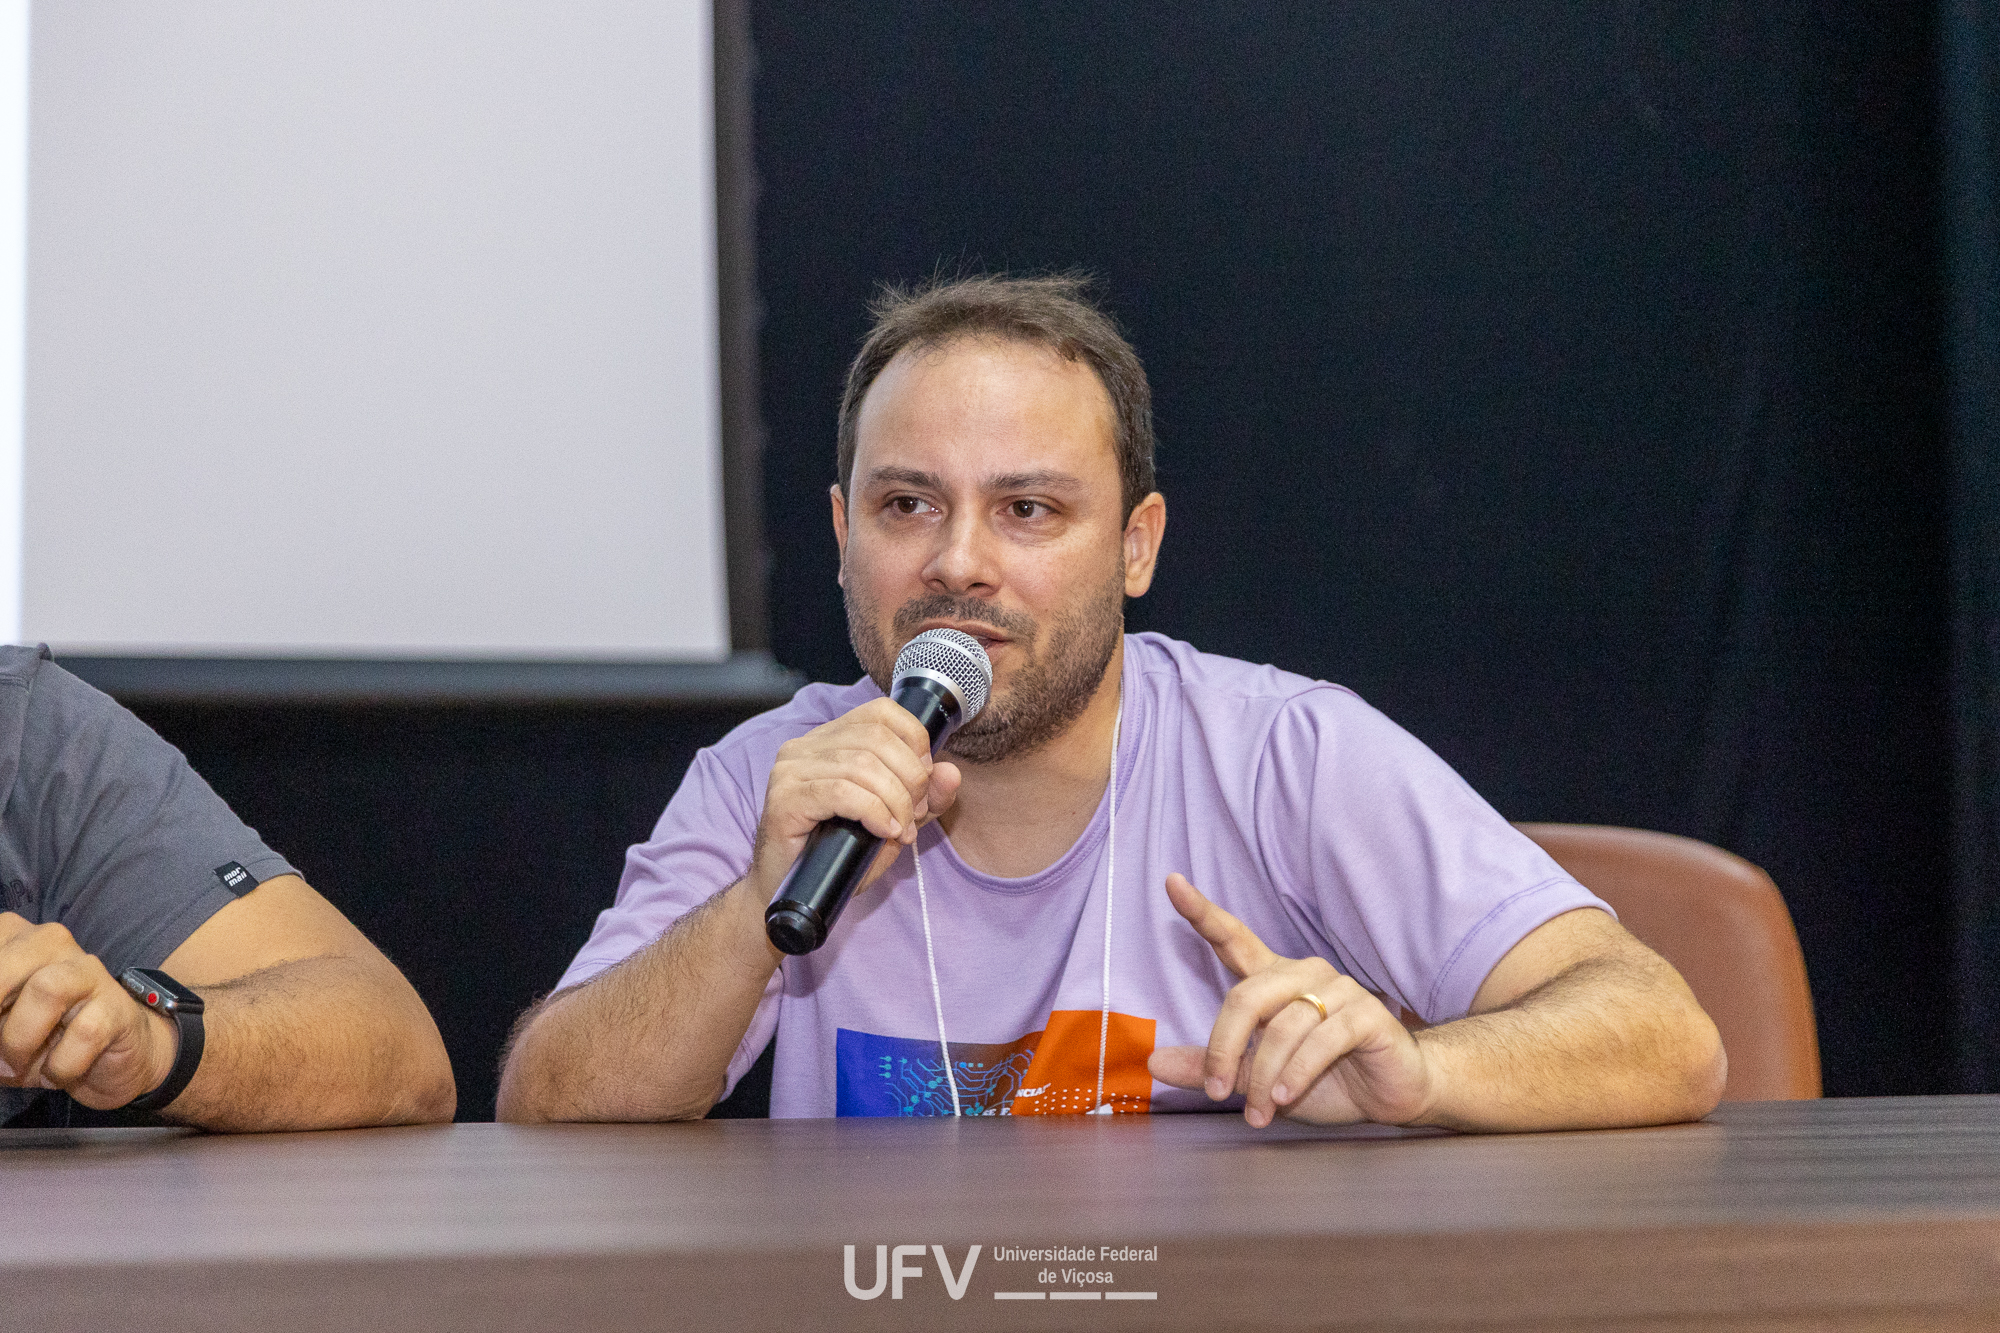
[1009,1010,1157,1115]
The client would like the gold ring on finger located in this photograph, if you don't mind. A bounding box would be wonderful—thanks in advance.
[1292,992,1328,1022]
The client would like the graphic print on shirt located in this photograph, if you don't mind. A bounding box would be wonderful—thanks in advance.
[835,1010,1156,1116]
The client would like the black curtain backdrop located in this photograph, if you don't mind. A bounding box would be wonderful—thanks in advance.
[754,1,1952,1095]
[121,3,1962,1115]
[124,702,768,1122]
[1948,0,2000,1092]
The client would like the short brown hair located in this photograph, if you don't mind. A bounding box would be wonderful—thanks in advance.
[836,274,1156,517]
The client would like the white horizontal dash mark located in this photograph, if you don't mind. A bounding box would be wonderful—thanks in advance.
[1050,1292,1103,1300]
[1105,1292,1159,1300]
[993,1292,1046,1300]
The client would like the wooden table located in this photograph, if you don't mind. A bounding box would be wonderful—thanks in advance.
[5,1096,2000,1331]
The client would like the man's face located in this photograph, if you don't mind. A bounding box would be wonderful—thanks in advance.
[834,336,1153,764]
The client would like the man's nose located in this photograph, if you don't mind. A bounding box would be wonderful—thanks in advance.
[923,511,998,595]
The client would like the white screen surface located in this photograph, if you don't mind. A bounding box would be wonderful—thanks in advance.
[23,0,728,660]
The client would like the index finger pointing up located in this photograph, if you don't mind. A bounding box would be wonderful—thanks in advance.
[1164,873,1280,979]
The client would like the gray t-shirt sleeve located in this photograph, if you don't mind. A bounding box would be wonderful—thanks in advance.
[0,657,298,975]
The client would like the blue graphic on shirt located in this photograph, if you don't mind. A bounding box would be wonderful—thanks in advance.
[835,1027,1038,1116]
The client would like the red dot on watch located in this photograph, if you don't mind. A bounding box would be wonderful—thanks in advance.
[145,992,158,1006]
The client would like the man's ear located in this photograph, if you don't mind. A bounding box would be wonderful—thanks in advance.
[830,484,849,586]
[1123,492,1167,598]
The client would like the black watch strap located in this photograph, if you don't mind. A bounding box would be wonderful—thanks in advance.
[118,968,205,1113]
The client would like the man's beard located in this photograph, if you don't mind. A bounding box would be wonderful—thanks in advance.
[845,571,1125,765]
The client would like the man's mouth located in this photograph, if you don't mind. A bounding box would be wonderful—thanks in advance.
[917,621,1010,655]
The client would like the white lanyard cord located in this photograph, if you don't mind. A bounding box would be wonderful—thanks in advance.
[1091,698,1122,1115]
[915,689,1122,1118]
[914,839,960,1116]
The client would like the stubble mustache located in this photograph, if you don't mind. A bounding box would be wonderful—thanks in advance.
[889,595,1038,648]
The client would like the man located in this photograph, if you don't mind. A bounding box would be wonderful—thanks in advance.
[499,276,1724,1129]
[0,647,455,1128]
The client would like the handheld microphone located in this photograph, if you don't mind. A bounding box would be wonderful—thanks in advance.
[764,628,994,955]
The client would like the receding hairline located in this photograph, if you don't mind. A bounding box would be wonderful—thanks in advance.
[867,328,1116,394]
[856,331,1120,430]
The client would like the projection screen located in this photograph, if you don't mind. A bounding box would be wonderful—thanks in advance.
[21,0,741,687]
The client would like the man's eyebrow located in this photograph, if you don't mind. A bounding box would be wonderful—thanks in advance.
[986,470,1086,493]
[862,466,945,490]
[861,466,1087,495]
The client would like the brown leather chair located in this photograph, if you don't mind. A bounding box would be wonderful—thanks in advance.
[1514,822,1821,1101]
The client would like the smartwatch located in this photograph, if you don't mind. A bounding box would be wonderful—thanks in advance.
[117,967,205,1113]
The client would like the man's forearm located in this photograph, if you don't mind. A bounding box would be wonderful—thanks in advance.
[162,953,455,1131]
[497,879,782,1123]
[1411,951,1725,1133]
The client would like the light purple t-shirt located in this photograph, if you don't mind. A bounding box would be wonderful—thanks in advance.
[559,633,1604,1118]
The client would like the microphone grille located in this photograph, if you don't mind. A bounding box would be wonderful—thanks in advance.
[892,628,992,722]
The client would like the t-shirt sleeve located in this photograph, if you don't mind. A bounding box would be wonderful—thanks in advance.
[8,661,299,975]
[554,745,779,1096]
[1253,688,1609,1025]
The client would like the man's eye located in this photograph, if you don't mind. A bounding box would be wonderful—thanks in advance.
[1010,500,1045,519]
[890,496,929,515]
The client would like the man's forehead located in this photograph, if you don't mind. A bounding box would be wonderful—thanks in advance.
[851,336,1120,488]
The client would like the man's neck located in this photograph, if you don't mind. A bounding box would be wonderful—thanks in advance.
[937,636,1126,879]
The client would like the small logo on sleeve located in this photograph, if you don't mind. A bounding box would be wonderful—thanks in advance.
[214,862,255,894]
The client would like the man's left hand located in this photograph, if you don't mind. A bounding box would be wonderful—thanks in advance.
[0,913,179,1110]
[1146,874,1436,1128]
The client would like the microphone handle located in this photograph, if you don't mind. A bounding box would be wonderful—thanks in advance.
[763,818,881,956]
[764,676,961,955]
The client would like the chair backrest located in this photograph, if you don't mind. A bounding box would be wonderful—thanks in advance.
[1514,822,1821,1101]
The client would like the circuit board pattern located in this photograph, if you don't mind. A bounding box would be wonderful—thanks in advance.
[835,1028,1040,1116]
